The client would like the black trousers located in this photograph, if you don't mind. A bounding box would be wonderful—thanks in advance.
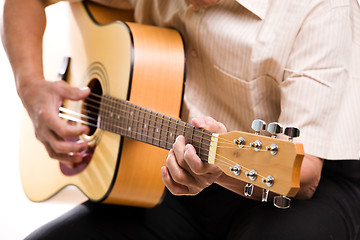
[26,160,360,240]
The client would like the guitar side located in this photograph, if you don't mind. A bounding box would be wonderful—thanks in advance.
[19,2,185,208]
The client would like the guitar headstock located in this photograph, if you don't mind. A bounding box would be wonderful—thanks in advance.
[208,120,304,199]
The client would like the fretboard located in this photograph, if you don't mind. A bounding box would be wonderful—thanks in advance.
[98,95,212,162]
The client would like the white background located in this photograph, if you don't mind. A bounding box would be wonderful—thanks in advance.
[0,2,86,239]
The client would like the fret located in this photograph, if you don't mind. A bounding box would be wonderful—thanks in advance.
[153,112,161,147]
[114,98,122,136]
[158,114,166,149]
[175,120,186,138]
[200,129,212,162]
[198,129,205,161]
[103,96,110,133]
[133,105,139,139]
[107,97,115,134]
[125,102,130,137]
[164,116,172,150]
[174,119,179,141]
[133,105,141,140]
[141,108,147,142]
[98,96,106,130]
[129,104,136,139]
[124,101,130,138]
[118,98,126,136]
[192,128,201,155]
[184,123,194,145]
[140,107,146,142]
[110,97,116,134]
[142,108,148,143]
[98,95,211,162]
[154,112,160,147]
[182,122,187,137]
[147,109,155,145]
[167,118,177,149]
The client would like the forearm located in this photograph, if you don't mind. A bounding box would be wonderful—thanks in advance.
[1,0,47,94]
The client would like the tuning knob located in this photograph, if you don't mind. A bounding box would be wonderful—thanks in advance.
[273,195,291,209]
[244,183,254,197]
[267,122,283,138]
[262,189,269,202]
[252,119,266,135]
[284,127,300,142]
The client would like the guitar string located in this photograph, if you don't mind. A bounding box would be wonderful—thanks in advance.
[58,111,271,182]
[59,105,268,155]
[86,92,235,145]
[215,153,269,180]
[59,106,267,154]
[59,108,262,159]
[59,108,273,182]
[63,94,235,148]
[59,112,275,188]
[58,110,245,167]
[59,109,215,155]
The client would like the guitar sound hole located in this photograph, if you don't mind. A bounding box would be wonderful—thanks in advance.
[60,78,103,176]
[83,78,103,136]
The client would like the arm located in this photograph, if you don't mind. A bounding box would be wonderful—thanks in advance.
[1,0,90,164]
[162,116,323,200]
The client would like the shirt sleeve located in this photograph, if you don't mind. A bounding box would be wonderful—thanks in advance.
[278,1,360,160]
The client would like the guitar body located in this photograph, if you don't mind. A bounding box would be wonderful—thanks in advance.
[19,2,185,208]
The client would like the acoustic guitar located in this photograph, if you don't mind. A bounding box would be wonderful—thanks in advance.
[19,1,304,208]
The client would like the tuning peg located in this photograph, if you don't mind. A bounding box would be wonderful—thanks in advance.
[244,183,254,197]
[267,122,283,138]
[251,119,266,135]
[284,127,300,142]
[262,189,269,202]
[273,195,291,209]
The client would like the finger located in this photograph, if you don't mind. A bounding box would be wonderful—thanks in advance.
[184,144,216,175]
[183,144,222,188]
[50,116,90,139]
[35,100,90,139]
[166,149,195,186]
[58,82,90,101]
[36,122,89,155]
[43,141,84,163]
[161,166,189,195]
[192,116,227,134]
[47,133,89,155]
[172,135,189,170]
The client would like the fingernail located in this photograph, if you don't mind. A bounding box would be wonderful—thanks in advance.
[161,166,167,177]
[168,149,173,155]
[175,135,183,142]
[80,86,90,91]
[193,117,205,128]
[184,144,194,154]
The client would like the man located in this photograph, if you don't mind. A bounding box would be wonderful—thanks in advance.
[1,0,360,239]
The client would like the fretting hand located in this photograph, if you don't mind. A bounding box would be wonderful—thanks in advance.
[161,116,227,195]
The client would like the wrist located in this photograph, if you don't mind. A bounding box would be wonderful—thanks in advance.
[15,73,45,99]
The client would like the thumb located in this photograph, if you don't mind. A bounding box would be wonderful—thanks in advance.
[61,83,90,101]
[192,116,227,134]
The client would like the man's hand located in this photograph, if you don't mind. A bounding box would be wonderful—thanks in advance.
[161,116,226,195]
[161,116,324,200]
[20,79,90,164]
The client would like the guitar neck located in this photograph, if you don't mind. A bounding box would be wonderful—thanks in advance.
[99,95,212,162]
